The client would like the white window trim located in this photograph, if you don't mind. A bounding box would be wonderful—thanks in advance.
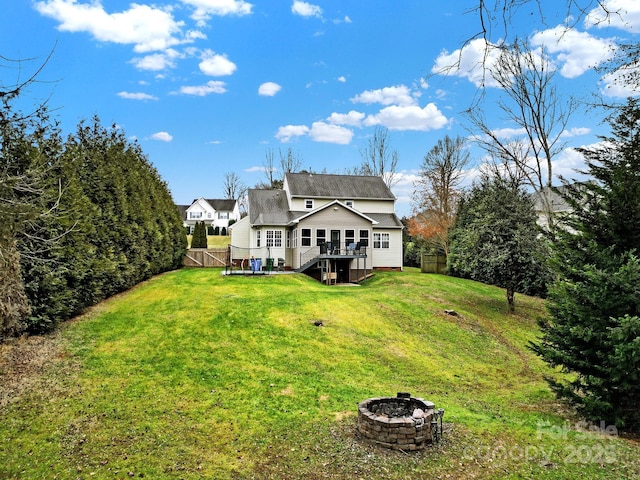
[373,232,390,249]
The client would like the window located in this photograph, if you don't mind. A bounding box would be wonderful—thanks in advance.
[301,228,312,247]
[266,230,282,248]
[345,199,354,208]
[292,229,297,248]
[218,212,229,219]
[189,211,203,219]
[286,230,291,248]
[207,212,212,219]
[359,230,369,247]
[316,229,326,246]
[345,229,355,247]
[373,232,390,249]
[305,199,314,209]
[256,230,261,247]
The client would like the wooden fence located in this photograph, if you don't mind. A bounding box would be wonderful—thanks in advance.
[183,248,228,268]
[421,254,447,274]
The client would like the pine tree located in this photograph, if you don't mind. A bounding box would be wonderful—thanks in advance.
[532,99,640,431]
[448,174,551,311]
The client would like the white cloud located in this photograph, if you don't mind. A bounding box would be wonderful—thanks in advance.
[131,49,182,71]
[291,1,323,18]
[531,26,615,78]
[600,67,640,97]
[177,80,227,95]
[151,131,173,142]
[180,0,253,26]
[274,122,354,144]
[337,75,346,83]
[333,15,352,24]
[351,85,416,107]
[432,38,503,88]
[309,122,353,144]
[390,170,419,216]
[326,110,365,127]
[117,91,158,101]
[258,82,282,96]
[585,0,640,33]
[490,127,528,139]
[199,50,237,76]
[561,127,591,138]
[34,0,192,53]
[364,104,448,131]
[551,147,588,180]
[275,125,310,142]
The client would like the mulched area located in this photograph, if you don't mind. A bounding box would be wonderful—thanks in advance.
[0,331,65,409]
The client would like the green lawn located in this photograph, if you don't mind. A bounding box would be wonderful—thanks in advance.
[186,235,230,248]
[1,269,638,479]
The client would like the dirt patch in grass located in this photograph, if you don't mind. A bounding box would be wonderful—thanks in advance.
[0,331,65,409]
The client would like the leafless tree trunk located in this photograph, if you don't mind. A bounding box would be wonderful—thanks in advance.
[359,127,399,188]
[411,135,470,256]
[465,39,576,230]
[222,171,246,200]
[279,147,302,177]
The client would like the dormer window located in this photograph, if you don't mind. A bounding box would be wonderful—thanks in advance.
[305,199,314,209]
[345,199,354,208]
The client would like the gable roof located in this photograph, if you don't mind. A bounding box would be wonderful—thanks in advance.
[176,204,189,219]
[291,199,378,225]
[248,189,295,226]
[285,173,395,200]
[205,199,237,211]
[533,186,571,213]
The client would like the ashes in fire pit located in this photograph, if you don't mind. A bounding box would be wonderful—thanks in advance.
[357,392,444,451]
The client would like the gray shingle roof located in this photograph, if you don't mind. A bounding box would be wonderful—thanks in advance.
[367,213,404,229]
[248,189,295,225]
[285,172,395,200]
[205,199,237,211]
[533,186,571,213]
[176,204,189,220]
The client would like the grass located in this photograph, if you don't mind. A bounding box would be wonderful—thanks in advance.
[1,268,638,479]
[186,235,231,248]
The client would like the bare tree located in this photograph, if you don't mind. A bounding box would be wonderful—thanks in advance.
[259,148,279,189]
[258,147,303,189]
[410,135,470,255]
[359,127,399,188]
[222,171,246,200]
[465,39,577,230]
[279,146,302,177]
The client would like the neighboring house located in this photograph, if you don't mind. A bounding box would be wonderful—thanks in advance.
[533,186,571,230]
[230,173,403,283]
[180,198,240,233]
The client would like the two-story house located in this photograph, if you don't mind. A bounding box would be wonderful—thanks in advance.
[230,173,403,283]
[181,198,240,234]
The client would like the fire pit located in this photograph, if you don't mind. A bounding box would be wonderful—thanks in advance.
[357,392,444,451]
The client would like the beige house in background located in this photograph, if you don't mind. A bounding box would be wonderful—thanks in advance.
[230,173,403,283]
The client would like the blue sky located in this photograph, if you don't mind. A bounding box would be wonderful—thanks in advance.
[3,1,639,216]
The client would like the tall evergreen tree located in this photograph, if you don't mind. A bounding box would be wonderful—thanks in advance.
[448,174,551,311]
[532,99,640,430]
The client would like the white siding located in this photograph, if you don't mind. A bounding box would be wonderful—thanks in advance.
[289,197,395,214]
[229,216,250,253]
[370,229,403,269]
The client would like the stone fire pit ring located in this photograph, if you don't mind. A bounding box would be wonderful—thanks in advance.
[357,392,443,451]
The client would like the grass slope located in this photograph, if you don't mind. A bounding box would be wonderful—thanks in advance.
[1,269,638,479]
